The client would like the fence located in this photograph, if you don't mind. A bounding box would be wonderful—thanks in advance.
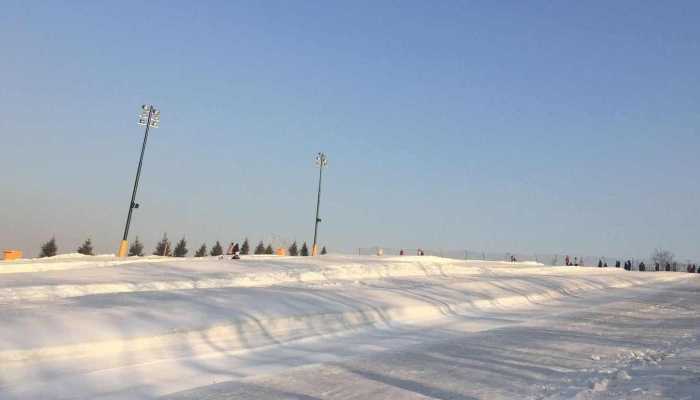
[355,247,700,271]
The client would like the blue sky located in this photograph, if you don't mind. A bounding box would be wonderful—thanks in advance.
[1,1,699,259]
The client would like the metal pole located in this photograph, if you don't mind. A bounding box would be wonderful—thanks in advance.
[122,109,152,242]
[312,159,323,255]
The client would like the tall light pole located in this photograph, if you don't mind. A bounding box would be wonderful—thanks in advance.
[312,152,328,256]
[117,105,160,257]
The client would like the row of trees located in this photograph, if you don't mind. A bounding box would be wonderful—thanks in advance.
[37,235,328,258]
[151,235,328,257]
[39,237,93,258]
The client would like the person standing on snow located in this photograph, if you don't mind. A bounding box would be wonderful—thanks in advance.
[231,243,240,259]
[565,255,570,266]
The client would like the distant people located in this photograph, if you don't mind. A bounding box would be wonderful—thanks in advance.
[598,260,603,268]
[639,262,645,272]
[574,257,578,266]
[665,262,671,272]
[399,249,404,256]
[624,260,631,271]
[615,260,621,268]
[417,249,424,256]
[655,263,660,272]
[565,255,571,266]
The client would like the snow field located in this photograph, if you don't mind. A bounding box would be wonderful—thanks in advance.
[0,255,697,399]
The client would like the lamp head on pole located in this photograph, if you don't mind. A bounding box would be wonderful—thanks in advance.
[138,104,160,128]
[314,152,328,167]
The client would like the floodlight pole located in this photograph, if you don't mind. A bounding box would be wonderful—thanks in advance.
[118,105,158,257]
[312,152,327,256]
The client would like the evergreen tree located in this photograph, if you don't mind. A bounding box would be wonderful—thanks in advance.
[241,238,250,255]
[210,241,223,256]
[300,242,309,256]
[288,241,298,256]
[254,241,265,255]
[173,237,188,257]
[153,233,172,256]
[321,246,327,255]
[232,243,240,254]
[39,237,58,258]
[195,243,207,257]
[265,244,273,255]
[129,236,144,256]
[77,238,94,256]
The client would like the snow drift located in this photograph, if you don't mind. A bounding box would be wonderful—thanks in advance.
[0,255,696,399]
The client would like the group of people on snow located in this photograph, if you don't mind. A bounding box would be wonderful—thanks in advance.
[399,249,425,256]
[565,255,700,273]
[564,255,584,266]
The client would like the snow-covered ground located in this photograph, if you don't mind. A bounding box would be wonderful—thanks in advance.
[0,255,697,399]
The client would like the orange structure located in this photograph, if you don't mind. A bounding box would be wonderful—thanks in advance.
[3,250,23,261]
[275,247,286,256]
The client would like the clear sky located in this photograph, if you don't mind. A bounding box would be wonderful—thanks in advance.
[1,1,699,260]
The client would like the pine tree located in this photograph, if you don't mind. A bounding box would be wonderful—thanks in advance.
[265,244,273,255]
[129,237,144,256]
[195,243,207,257]
[39,237,58,258]
[288,241,298,256]
[254,241,265,255]
[321,246,327,255]
[77,238,94,256]
[300,242,309,256]
[173,237,188,257]
[210,241,223,256]
[241,238,250,255]
[153,233,172,256]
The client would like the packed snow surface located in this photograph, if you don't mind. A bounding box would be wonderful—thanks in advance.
[0,255,698,399]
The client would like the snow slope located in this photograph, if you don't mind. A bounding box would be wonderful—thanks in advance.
[0,255,697,399]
